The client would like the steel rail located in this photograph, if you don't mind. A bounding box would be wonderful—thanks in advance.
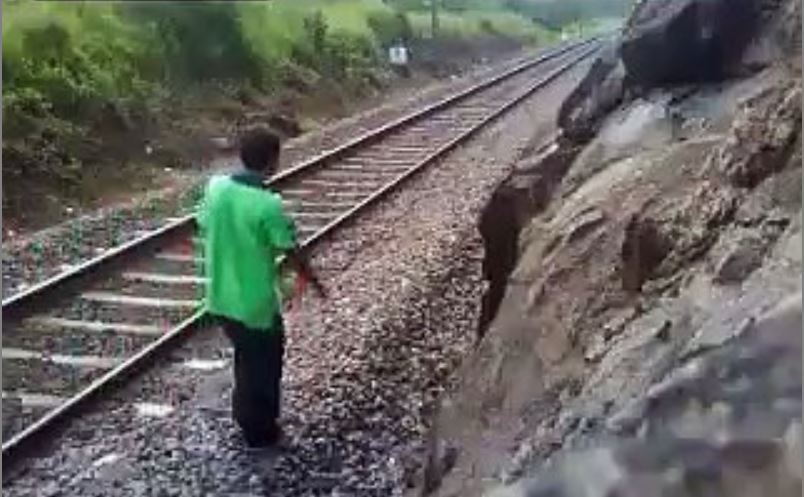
[302,44,599,249]
[1,40,598,471]
[1,37,596,322]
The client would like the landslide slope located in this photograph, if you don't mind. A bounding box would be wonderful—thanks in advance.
[415,0,802,495]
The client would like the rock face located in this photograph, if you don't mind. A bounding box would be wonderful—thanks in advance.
[414,0,801,494]
[621,0,758,87]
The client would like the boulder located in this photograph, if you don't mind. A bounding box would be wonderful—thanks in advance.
[621,0,758,88]
[557,40,626,143]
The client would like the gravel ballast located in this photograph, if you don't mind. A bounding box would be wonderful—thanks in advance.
[2,59,592,496]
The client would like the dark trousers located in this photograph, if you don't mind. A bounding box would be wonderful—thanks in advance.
[216,315,285,445]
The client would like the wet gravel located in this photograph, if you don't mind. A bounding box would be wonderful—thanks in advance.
[1,59,591,496]
[1,50,538,300]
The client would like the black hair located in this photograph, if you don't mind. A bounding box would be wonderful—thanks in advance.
[239,128,280,172]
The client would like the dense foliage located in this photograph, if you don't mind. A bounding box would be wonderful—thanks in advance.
[3,0,548,129]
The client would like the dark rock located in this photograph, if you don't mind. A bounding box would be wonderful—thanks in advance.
[557,41,626,143]
[680,445,723,483]
[621,0,758,88]
[620,214,670,293]
[236,112,302,140]
[652,320,671,342]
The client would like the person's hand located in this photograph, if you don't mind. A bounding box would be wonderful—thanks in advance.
[284,249,327,300]
[288,273,306,310]
[287,272,326,311]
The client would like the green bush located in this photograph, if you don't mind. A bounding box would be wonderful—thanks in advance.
[4,3,151,121]
[122,3,264,86]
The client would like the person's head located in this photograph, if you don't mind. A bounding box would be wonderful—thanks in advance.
[239,127,280,174]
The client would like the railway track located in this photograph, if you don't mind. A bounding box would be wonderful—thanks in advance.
[1,37,600,468]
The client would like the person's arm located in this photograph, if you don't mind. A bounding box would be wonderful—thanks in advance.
[265,194,327,299]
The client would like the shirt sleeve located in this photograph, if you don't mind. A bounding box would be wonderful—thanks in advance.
[263,194,297,252]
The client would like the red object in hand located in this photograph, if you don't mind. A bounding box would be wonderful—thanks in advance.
[291,272,308,308]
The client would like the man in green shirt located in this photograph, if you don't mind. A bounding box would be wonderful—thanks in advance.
[196,128,325,448]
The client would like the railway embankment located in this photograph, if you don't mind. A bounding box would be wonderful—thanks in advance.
[418,0,803,495]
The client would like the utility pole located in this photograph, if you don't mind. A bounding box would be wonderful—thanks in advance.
[429,0,439,38]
